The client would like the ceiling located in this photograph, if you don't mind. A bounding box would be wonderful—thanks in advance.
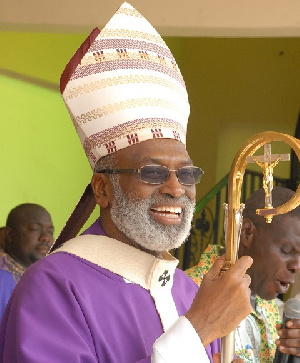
[1,0,300,37]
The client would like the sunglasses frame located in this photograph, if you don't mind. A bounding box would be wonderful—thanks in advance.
[96,165,204,185]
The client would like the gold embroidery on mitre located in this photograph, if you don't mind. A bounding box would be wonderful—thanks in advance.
[99,29,165,47]
[64,75,187,101]
[116,6,143,18]
[79,49,178,71]
[74,98,186,126]
[89,39,175,61]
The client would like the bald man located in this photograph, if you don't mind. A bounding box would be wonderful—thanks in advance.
[0,203,54,282]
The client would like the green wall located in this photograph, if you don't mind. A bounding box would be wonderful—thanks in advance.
[0,73,99,235]
[0,32,87,84]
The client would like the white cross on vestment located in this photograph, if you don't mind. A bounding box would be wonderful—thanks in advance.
[246,144,290,208]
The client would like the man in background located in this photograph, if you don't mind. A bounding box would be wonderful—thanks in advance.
[0,203,54,282]
[187,187,300,361]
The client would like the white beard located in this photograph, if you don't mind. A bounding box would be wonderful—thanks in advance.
[110,177,195,252]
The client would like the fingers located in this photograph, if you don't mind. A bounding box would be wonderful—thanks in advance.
[276,340,300,357]
[229,255,253,275]
[285,319,300,329]
[205,255,253,282]
[278,326,300,339]
[187,255,252,346]
[223,256,252,292]
[276,322,300,357]
[205,255,226,280]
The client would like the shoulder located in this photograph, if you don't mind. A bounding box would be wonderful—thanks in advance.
[21,251,124,289]
[0,268,14,279]
[0,269,16,288]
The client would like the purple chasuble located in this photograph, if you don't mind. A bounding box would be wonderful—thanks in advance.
[0,218,219,362]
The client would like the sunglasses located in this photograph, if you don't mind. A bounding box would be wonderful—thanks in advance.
[96,165,204,185]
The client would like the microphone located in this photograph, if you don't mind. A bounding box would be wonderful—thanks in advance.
[274,298,300,363]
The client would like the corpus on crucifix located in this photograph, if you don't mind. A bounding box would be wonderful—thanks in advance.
[246,144,290,208]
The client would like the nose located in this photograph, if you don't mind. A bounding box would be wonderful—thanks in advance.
[39,229,53,245]
[287,255,300,274]
[158,170,186,198]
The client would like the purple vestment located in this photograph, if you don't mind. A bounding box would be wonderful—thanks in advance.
[0,219,219,362]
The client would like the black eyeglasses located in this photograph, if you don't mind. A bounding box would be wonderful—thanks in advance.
[96,165,204,185]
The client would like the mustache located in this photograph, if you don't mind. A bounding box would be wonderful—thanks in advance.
[134,193,195,206]
[37,241,51,247]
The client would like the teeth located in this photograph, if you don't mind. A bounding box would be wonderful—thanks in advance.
[153,206,182,214]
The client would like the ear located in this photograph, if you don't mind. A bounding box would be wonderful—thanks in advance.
[240,218,256,249]
[5,226,13,244]
[91,173,113,208]
[3,226,14,253]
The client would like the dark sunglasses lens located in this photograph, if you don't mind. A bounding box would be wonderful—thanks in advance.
[177,167,203,185]
[140,166,168,184]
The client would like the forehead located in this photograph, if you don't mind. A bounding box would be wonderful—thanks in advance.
[16,208,52,225]
[260,215,300,245]
[271,215,300,231]
[114,139,192,166]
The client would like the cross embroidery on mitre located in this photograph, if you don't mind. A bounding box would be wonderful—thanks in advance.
[151,128,163,138]
[116,48,129,59]
[93,50,106,63]
[127,133,139,145]
[105,141,117,154]
[172,130,181,141]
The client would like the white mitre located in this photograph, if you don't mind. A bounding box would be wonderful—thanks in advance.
[60,2,190,169]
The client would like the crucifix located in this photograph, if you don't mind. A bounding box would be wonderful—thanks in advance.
[246,144,290,209]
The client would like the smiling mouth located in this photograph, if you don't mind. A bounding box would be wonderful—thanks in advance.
[150,206,182,219]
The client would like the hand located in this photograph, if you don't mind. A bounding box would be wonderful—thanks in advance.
[213,353,245,362]
[276,319,300,357]
[185,255,252,347]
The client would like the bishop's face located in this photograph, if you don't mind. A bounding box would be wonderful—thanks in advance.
[108,138,197,255]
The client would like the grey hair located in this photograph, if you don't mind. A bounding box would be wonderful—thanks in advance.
[94,153,117,172]
[94,153,119,183]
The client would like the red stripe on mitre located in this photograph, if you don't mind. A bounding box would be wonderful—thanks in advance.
[60,27,100,94]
